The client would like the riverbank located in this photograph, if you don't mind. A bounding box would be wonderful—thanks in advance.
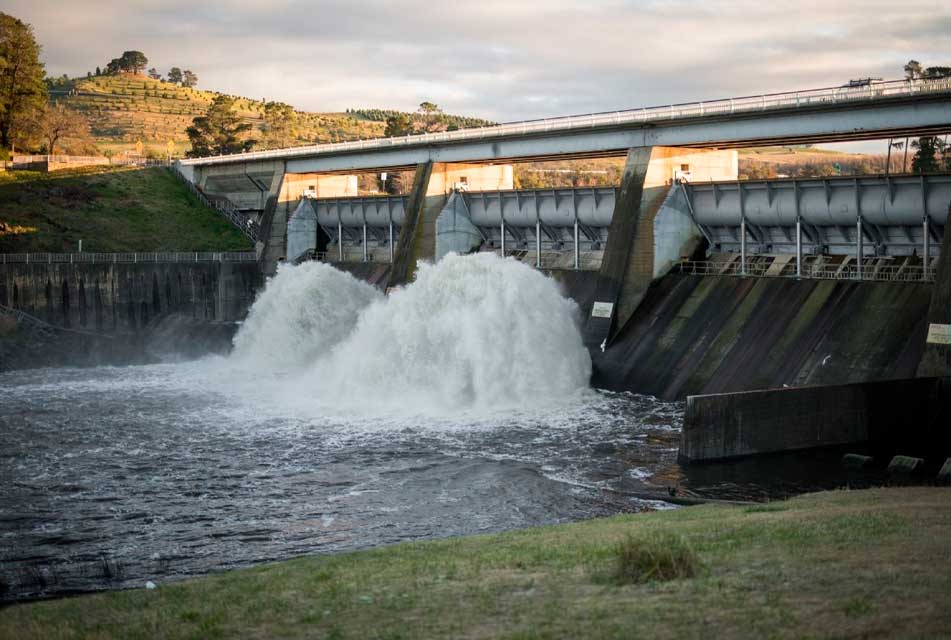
[4,487,949,639]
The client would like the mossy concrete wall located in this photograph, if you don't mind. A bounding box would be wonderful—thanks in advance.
[593,274,932,400]
[0,261,260,332]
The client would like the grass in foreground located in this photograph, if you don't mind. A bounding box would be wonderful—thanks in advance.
[0,166,251,253]
[3,487,950,639]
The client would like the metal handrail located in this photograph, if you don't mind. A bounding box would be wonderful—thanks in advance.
[178,77,951,167]
[0,252,257,264]
[168,165,259,241]
[677,259,936,282]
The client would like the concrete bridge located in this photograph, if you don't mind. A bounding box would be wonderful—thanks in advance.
[177,77,951,350]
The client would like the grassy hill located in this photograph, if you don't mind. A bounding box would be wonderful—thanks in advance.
[51,74,389,157]
[50,74,495,158]
[0,166,252,252]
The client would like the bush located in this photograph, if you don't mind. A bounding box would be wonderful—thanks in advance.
[614,531,698,584]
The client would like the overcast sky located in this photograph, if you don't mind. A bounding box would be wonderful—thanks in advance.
[8,0,951,123]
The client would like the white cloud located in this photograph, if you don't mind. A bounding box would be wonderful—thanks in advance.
[7,0,951,121]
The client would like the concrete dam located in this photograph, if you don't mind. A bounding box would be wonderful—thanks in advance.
[175,77,951,464]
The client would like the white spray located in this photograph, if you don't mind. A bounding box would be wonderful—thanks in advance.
[231,261,382,370]
[232,253,592,415]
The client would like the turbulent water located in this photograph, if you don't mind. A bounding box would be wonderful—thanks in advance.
[0,254,866,602]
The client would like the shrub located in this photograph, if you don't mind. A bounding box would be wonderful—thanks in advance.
[613,531,698,584]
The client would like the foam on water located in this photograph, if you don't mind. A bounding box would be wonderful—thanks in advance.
[230,253,592,416]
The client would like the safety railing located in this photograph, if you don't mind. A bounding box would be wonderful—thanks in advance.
[677,259,936,282]
[168,165,259,241]
[0,252,257,264]
[178,77,951,167]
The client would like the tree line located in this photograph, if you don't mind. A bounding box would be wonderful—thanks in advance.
[348,106,494,131]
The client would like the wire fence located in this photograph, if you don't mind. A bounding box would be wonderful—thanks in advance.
[4,155,169,170]
[178,77,951,167]
[0,252,257,264]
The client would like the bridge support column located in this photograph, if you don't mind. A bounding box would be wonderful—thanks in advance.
[388,162,514,287]
[584,146,738,352]
[917,206,951,377]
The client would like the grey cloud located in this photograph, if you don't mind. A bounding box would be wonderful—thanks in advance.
[7,0,951,122]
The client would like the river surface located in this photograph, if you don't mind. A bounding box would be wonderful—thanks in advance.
[1,361,685,602]
[0,255,883,602]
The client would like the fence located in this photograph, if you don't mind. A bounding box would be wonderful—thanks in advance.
[178,77,951,167]
[676,259,936,283]
[168,166,259,242]
[0,252,257,264]
[6,155,169,170]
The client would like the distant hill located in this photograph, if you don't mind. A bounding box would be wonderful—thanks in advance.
[49,74,495,159]
[50,74,387,157]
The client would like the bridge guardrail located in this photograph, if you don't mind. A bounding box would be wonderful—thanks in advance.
[676,259,936,282]
[178,77,951,167]
[0,252,258,264]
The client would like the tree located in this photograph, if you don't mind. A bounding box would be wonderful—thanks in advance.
[262,101,297,148]
[181,69,198,88]
[0,13,47,150]
[147,67,162,80]
[95,65,101,76]
[911,137,940,173]
[383,113,414,137]
[105,58,122,75]
[167,67,183,84]
[904,59,923,80]
[35,102,90,155]
[119,51,147,75]
[417,101,443,132]
[185,95,254,157]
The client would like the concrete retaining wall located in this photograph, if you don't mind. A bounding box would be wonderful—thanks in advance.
[0,261,260,332]
[681,376,951,462]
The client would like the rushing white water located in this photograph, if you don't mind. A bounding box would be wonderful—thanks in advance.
[231,253,592,413]
[231,261,382,369]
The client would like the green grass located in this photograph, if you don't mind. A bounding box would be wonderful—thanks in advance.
[0,166,252,252]
[612,531,698,584]
[3,487,950,639]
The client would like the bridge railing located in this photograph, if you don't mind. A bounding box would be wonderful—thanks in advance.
[0,252,258,264]
[677,259,936,282]
[178,77,951,167]
[168,165,260,242]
